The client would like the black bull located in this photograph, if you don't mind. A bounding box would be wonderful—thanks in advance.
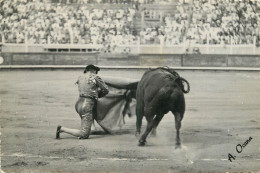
[136,67,190,147]
[95,68,189,147]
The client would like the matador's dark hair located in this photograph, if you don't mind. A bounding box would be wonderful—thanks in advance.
[84,65,100,73]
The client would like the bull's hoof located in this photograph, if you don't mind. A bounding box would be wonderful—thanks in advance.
[138,141,146,146]
[138,139,146,146]
[175,143,181,149]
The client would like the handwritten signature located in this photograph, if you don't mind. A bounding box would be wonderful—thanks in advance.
[228,136,253,162]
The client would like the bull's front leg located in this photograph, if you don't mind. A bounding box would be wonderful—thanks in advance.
[139,113,164,146]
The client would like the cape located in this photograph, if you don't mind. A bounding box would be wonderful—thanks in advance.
[94,76,139,134]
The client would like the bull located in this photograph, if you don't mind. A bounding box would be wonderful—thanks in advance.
[135,67,190,147]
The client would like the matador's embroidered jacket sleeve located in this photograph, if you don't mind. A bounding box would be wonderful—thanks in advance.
[95,75,109,98]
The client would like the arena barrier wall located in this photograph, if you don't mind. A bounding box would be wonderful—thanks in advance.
[0,53,260,68]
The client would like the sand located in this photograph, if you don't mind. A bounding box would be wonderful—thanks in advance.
[0,69,259,172]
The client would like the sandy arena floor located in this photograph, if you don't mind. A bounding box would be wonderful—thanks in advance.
[0,69,260,173]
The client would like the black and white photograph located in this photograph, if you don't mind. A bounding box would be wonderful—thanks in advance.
[0,0,260,172]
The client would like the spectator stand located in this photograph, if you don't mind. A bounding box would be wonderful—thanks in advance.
[140,2,189,47]
[0,1,139,54]
[186,0,260,46]
[0,0,260,55]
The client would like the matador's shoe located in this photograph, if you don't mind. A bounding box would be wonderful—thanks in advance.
[56,125,62,139]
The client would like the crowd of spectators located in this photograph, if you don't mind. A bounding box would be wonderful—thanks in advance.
[0,0,138,52]
[186,0,260,45]
[1,0,260,53]
[140,4,188,45]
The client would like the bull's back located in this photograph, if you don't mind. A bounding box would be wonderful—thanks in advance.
[137,70,177,109]
[138,70,174,97]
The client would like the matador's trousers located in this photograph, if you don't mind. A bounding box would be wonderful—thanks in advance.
[75,97,97,139]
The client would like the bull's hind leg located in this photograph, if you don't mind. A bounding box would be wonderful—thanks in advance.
[136,92,144,136]
[173,112,183,148]
[139,113,164,146]
[136,112,143,136]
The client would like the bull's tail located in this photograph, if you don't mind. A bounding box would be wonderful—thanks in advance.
[175,77,190,94]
